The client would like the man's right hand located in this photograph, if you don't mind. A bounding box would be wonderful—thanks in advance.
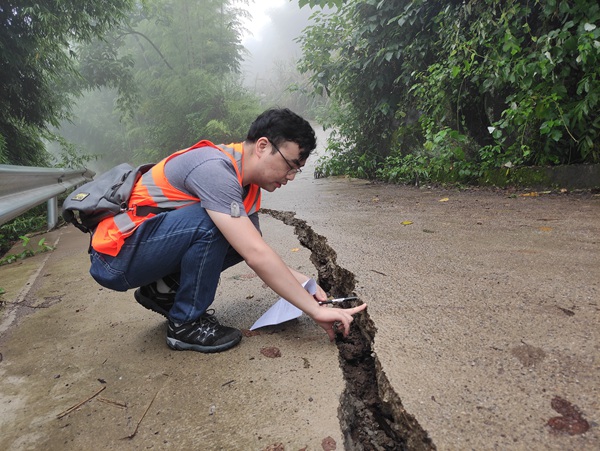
[312,303,368,342]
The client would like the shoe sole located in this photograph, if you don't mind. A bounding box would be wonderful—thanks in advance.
[166,335,242,353]
[134,288,171,318]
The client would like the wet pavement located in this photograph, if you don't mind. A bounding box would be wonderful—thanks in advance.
[262,151,599,450]
[0,129,599,449]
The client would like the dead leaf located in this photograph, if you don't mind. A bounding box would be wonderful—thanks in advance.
[547,396,590,435]
[520,192,539,197]
[401,220,413,225]
[242,329,261,337]
[290,248,300,252]
[260,347,281,358]
[538,226,553,232]
[372,196,379,202]
[322,436,337,450]
[439,197,449,202]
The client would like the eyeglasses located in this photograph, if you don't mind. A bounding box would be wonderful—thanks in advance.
[270,140,302,175]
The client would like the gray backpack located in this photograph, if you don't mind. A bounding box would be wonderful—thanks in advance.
[62,163,155,234]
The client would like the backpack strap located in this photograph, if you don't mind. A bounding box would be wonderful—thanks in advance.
[134,206,174,217]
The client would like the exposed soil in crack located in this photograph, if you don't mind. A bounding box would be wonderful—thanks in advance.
[262,208,436,451]
[260,209,355,297]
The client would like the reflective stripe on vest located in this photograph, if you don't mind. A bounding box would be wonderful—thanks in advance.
[218,143,261,216]
[91,140,261,256]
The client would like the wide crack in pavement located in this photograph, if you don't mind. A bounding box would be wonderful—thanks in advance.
[262,209,435,451]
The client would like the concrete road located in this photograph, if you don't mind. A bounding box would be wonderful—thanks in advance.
[262,155,599,450]
[0,130,598,449]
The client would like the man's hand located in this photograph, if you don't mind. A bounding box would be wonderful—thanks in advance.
[312,284,328,304]
[311,303,368,342]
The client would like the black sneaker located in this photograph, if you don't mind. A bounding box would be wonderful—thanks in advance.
[166,310,242,353]
[134,282,175,318]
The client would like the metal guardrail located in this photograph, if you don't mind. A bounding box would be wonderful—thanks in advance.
[0,164,95,230]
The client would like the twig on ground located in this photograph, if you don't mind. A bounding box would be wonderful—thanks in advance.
[97,397,127,409]
[122,388,161,440]
[56,386,106,419]
[370,269,388,276]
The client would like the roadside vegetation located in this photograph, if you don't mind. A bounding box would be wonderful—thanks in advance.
[0,208,50,264]
[1,0,318,172]
[298,0,600,185]
[3,1,597,179]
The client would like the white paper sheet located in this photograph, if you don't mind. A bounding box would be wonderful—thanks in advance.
[249,278,317,330]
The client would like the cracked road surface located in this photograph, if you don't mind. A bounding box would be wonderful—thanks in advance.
[262,140,599,450]
[263,208,433,450]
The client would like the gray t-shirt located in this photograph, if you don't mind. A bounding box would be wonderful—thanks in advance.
[163,145,260,230]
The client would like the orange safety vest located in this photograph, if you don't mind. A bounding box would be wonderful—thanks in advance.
[91,140,261,257]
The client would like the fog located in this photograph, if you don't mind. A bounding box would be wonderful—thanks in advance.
[48,1,326,172]
[240,0,316,88]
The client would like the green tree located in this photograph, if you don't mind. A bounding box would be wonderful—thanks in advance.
[59,0,261,167]
[298,0,441,177]
[0,0,135,166]
[410,0,600,170]
[299,0,600,183]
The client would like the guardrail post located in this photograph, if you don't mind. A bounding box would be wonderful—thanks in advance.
[47,197,58,231]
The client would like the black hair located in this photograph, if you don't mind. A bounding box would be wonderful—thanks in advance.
[246,108,317,161]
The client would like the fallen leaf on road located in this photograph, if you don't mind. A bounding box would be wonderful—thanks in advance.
[290,248,300,252]
[439,197,449,202]
[538,226,553,232]
[322,436,337,450]
[401,221,413,226]
[520,192,539,197]
[547,396,590,435]
[242,329,261,337]
[260,347,281,358]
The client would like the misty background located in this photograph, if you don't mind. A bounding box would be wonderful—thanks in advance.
[49,0,324,173]
[240,1,313,92]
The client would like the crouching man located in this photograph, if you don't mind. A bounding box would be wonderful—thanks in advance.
[89,108,367,353]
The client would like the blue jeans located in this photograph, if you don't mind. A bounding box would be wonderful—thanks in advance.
[89,203,243,323]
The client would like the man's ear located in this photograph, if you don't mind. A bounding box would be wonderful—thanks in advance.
[254,137,269,158]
